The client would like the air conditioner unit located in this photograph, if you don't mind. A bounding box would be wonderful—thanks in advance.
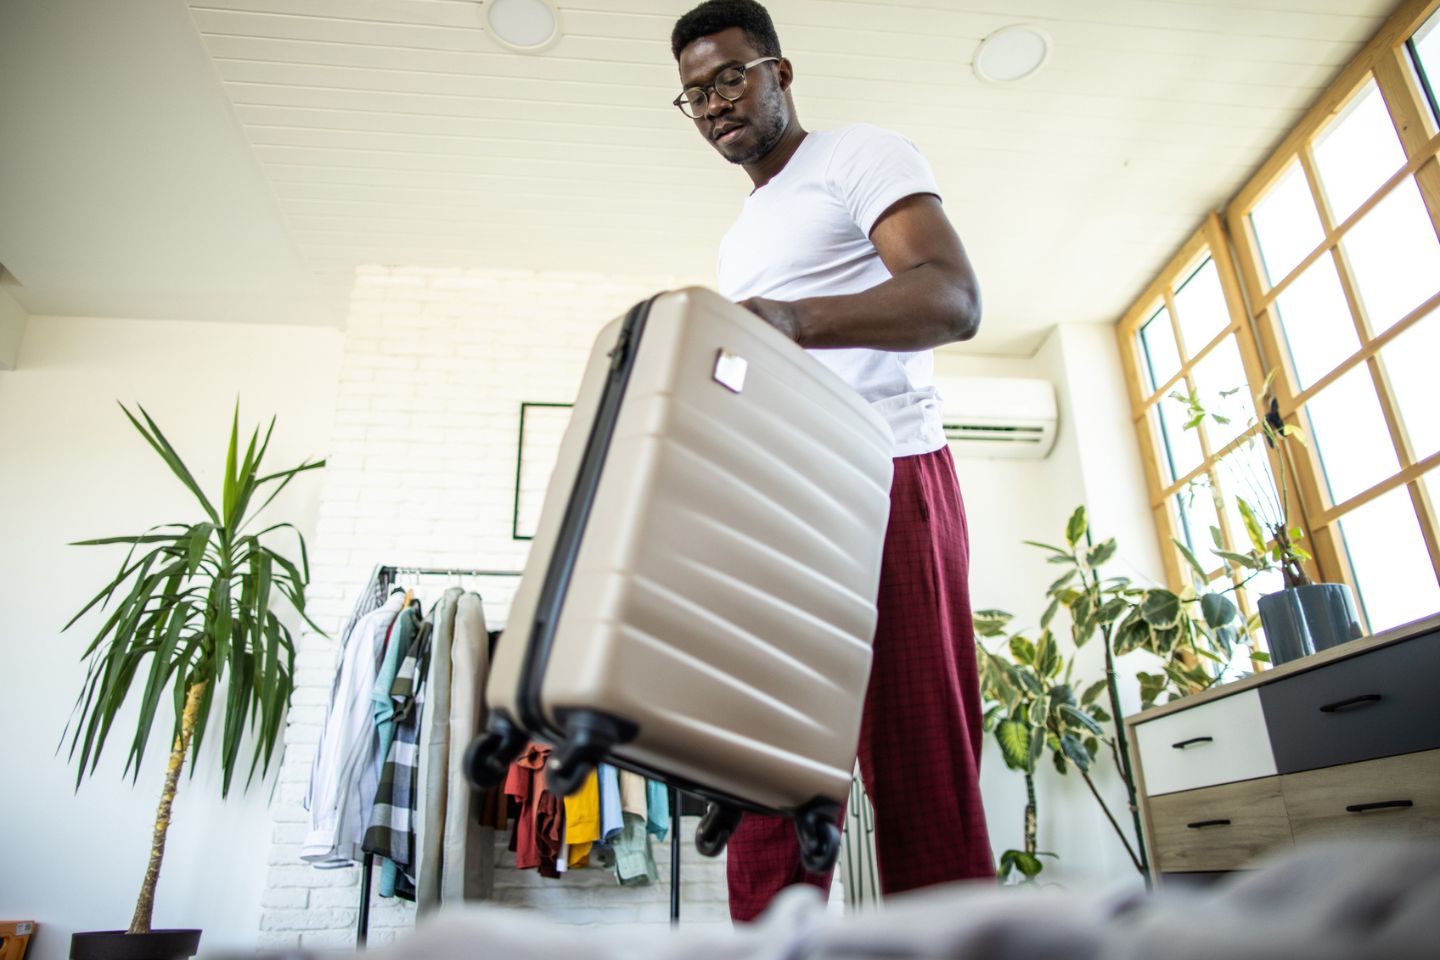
[934,375,1057,460]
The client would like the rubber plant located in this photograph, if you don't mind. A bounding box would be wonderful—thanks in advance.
[975,615,1102,884]
[976,506,1255,882]
[62,403,323,935]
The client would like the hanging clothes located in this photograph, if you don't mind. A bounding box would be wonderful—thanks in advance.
[363,606,432,899]
[415,587,462,908]
[303,594,404,867]
[441,592,494,902]
[506,742,563,878]
[598,764,624,844]
[563,770,601,867]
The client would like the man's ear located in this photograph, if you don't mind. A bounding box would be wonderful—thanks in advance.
[778,56,793,91]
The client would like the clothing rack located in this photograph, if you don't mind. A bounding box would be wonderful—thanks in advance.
[351,565,685,946]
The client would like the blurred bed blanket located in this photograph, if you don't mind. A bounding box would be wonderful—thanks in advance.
[357,841,1440,960]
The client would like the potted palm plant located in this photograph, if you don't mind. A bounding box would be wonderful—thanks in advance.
[62,403,323,960]
[1172,372,1362,664]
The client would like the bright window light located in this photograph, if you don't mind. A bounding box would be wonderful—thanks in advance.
[1250,162,1325,287]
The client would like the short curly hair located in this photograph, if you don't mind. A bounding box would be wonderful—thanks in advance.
[671,0,781,61]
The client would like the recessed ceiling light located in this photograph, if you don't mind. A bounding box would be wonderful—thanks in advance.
[484,0,561,54]
[973,25,1051,84]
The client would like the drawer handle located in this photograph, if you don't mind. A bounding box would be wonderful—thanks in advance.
[1318,694,1382,713]
[1171,736,1214,749]
[1186,819,1232,829]
[1346,800,1413,814]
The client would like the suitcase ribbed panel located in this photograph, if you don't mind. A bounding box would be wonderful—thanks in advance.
[488,287,893,812]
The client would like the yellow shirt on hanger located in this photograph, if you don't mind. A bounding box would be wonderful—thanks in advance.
[563,769,601,866]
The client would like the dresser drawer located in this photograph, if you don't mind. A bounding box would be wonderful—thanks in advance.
[1149,776,1293,873]
[1260,633,1440,774]
[1134,688,1276,796]
[1282,749,1440,845]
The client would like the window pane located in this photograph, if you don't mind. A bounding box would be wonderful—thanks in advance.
[1250,162,1326,286]
[1338,486,1440,631]
[1379,309,1440,462]
[1191,335,1251,451]
[1175,480,1223,563]
[1312,81,1407,224]
[1172,258,1230,357]
[1217,438,1281,553]
[1411,9,1440,125]
[1304,364,1400,506]
[1139,308,1181,393]
[1273,253,1361,389]
[1341,176,1440,336]
[1155,394,1204,483]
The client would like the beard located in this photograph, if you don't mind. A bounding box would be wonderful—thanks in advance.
[724,84,788,165]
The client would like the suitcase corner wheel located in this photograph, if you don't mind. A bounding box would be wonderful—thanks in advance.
[692,797,844,873]
[795,799,844,873]
[695,801,744,858]
[545,709,639,796]
[464,711,526,790]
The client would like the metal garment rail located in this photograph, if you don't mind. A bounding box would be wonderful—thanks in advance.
[351,565,686,945]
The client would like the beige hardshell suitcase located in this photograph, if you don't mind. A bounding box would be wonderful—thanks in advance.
[465,287,893,870]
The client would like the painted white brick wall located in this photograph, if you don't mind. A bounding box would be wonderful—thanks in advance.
[258,267,736,949]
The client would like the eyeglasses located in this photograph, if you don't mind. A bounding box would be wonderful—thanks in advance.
[673,57,779,120]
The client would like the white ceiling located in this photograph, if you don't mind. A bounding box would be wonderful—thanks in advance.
[0,0,1402,354]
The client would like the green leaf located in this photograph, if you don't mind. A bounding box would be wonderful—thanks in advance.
[996,719,1033,772]
[1173,539,1209,582]
[1059,703,1104,736]
[1028,724,1046,766]
[1023,540,1071,558]
[1048,683,1076,708]
[1047,570,1077,595]
[1012,850,1044,879]
[1214,549,1267,572]
[1059,732,1092,772]
[120,403,219,525]
[1034,631,1060,679]
[1080,679,1107,706]
[1200,592,1239,629]
[1141,589,1182,628]
[973,609,1014,638]
[1095,597,1129,626]
[1236,497,1268,554]
[1008,634,1036,666]
[1113,610,1151,656]
[1039,597,1060,630]
[1086,538,1117,568]
[1065,506,1088,547]
[1210,524,1225,551]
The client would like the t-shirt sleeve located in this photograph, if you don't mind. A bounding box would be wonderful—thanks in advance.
[825,124,942,237]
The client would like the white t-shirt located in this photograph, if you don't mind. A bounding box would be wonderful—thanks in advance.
[717,123,946,457]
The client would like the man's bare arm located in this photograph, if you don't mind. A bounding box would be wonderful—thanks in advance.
[738,194,981,349]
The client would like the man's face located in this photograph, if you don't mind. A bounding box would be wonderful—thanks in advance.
[677,27,788,166]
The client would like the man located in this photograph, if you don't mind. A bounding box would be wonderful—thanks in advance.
[669,0,994,922]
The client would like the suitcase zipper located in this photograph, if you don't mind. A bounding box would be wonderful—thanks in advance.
[515,295,657,743]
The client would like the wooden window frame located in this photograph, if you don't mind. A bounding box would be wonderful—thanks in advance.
[1119,0,1440,633]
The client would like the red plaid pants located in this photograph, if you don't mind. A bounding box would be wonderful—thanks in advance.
[725,445,993,921]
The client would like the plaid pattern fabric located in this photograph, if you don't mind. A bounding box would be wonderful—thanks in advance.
[364,618,433,886]
[727,445,993,921]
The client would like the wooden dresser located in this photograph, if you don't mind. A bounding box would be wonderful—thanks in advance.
[1125,612,1440,882]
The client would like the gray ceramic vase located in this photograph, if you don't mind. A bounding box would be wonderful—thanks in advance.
[1257,583,1364,666]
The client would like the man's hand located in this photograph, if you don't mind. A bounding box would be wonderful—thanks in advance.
[738,296,804,342]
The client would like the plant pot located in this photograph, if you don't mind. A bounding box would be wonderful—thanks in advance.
[70,930,201,960]
[1257,583,1364,666]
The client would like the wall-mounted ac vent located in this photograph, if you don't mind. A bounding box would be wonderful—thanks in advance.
[934,375,1057,461]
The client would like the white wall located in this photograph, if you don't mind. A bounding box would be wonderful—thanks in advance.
[0,315,341,960]
[936,324,1164,893]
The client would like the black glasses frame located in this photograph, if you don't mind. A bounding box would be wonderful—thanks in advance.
[673,56,780,119]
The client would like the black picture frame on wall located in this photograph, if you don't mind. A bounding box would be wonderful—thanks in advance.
[512,401,574,540]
